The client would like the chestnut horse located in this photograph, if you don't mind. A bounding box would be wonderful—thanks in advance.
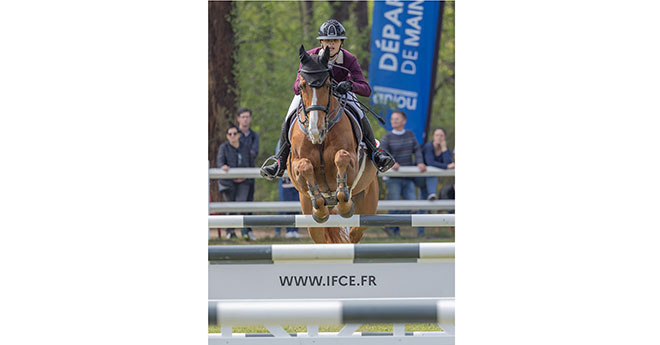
[287,45,379,244]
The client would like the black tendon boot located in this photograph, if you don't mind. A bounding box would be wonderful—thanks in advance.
[260,116,292,180]
[360,117,395,172]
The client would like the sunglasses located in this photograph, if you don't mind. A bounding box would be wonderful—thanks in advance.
[227,132,239,136]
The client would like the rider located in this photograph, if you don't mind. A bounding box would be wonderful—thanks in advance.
[260,19,395,180]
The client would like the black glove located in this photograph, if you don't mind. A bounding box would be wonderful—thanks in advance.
[336,81,353,94]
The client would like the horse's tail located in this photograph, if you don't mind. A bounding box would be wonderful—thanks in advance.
[325,226,351,243]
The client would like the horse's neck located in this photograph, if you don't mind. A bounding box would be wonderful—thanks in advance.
[326,104,356,145]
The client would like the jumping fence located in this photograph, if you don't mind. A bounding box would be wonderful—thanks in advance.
[209,242,455,344]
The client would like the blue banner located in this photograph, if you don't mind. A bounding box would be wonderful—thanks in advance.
[369,0,441,145]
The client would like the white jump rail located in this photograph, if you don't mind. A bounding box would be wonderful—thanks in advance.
[209,298,454,325]
[208,214,455,229]
[210,200,455,213]
[209,166,455,179]
[209,242,454,298]
[208,242,454,263]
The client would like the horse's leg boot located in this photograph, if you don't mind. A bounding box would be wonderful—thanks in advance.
[334,151,355,218]
[260,116,292,180]
[360,117,395,173]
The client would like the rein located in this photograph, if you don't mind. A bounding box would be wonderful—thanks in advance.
[297,67,345,138]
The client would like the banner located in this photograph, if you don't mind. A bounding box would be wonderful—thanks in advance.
[369,0,441,144]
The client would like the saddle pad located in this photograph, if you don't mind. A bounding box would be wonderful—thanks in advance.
[344,106,363,146]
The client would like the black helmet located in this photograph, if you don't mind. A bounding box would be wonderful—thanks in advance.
[317,19,347,40]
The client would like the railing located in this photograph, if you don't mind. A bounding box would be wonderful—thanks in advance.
[209,166,455,179]
[210,200,454,213]
[208,214,455,228]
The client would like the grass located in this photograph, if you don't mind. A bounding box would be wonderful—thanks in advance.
[209,323,444,334]
[209,226,455,245]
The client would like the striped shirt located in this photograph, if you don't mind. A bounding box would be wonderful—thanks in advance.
[379,130,423,166]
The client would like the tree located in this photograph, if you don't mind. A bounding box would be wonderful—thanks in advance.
[298,1,314,39]
[208,1,237,202]
[329,1,351,23]
[209,1,454,202]
[354,1,370,71]
[429,1,455,149]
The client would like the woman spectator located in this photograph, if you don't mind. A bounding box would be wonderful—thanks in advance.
[216,125,256,240]
[422,128,455,200]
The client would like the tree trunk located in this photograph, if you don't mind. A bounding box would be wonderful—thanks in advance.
[299,1,314,39]
[354,0,369,71]
[329,1,351,24]
[209,1,237,203]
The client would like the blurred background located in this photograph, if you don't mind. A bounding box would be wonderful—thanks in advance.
[209,1,454,205]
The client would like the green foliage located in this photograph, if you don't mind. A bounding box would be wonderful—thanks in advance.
[232,1,341,201]
[230,1,454,201]
[428,2,455,150]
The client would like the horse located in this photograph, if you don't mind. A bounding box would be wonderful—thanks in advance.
[286,45,379,244]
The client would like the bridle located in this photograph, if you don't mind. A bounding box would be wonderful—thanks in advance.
[297,67,340,140]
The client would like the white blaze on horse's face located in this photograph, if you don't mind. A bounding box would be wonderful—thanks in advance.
[308,88,322,144]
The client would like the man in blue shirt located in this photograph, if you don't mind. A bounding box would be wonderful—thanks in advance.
[379,111,427,236]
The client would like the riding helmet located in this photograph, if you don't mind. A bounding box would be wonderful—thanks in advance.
[317,19,347,40]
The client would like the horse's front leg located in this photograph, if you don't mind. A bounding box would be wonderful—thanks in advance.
[297,191,327,243]
[292,157,329,223]
[348,178,379,243]
[334,149,355,218]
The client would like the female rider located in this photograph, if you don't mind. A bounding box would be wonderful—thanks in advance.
[260,19,395,180]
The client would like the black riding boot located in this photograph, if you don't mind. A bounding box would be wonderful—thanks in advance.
[360,117,395,173]
[260,116,292,180]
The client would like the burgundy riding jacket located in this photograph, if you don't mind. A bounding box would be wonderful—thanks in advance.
[293,47,372,97]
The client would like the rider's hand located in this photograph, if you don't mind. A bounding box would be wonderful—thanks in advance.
[336,81,353,94]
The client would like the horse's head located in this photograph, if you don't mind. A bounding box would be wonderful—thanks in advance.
[298,45,333,144]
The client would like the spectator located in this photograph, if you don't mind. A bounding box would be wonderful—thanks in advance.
[236,108,259,185]
[236,108,259,237]
[273,140,301,238]
[379,111,426,237]
[422,128,455,200]
[216,125,256,241]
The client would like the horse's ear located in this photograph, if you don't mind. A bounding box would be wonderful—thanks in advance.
[320,46,330,65]
[299,45,310,64]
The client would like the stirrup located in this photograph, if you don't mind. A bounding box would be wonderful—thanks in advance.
[259,155,284,180]
[373,150,395,173]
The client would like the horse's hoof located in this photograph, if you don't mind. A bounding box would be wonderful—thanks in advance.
[339,203,355,218]
[312,212,329,223]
